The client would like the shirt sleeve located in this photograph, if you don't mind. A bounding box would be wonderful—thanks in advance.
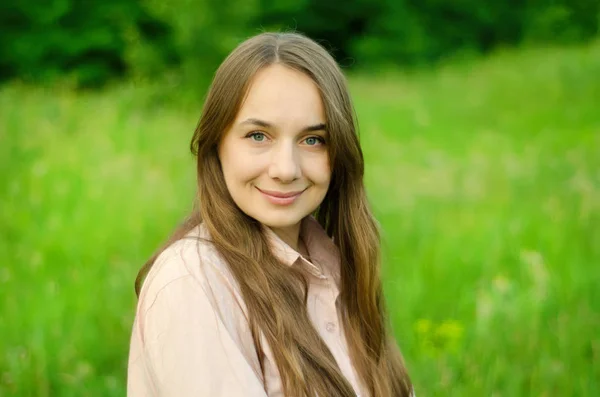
[127,273,268,397]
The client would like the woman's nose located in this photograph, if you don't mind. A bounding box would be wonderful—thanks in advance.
[268,141,301,183]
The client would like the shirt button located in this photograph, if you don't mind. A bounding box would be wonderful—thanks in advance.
[325,322,336,332]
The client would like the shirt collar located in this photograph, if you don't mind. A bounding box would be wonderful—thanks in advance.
[262,215,340,281]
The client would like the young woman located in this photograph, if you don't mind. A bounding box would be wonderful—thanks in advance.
[127,32,412,397]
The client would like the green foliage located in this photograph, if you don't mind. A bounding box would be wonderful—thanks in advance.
[524,0,600,43]
[0,0,176,87]
[1,41,599,396]
[353,0,600,64]
[3,0,599,86]
[141,0,260,89]
[252,0,600,66]
[255,0,377,63]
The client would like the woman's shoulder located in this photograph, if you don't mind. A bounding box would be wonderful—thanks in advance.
[138,224,243,312]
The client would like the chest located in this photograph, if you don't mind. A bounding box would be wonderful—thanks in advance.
[258,280,363,396]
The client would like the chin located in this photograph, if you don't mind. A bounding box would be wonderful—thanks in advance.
[254,211,306,229]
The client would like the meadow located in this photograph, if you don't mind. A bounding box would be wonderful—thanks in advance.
[1,41,598,396]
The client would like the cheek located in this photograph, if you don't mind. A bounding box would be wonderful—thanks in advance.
[306,155,332,187]
[221,149,263,187]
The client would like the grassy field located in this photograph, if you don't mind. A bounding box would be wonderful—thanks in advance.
[1,41,599,396]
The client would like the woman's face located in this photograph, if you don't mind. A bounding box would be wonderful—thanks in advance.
[218,64,331,241]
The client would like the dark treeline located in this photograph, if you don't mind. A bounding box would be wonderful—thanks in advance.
[1,0,598,87]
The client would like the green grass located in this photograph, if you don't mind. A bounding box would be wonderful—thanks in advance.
[1,41,599,396]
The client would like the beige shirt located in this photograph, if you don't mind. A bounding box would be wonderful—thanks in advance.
[127,216,365,396]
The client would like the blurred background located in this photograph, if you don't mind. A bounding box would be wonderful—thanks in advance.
[1,0,599,395]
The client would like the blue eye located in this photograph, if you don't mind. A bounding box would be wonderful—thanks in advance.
[304,136,324,146]
[247,132,266,142]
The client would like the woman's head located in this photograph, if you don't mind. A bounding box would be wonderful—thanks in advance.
[218,64,330,241]
[192,32,364,243]
[138,32,411,397]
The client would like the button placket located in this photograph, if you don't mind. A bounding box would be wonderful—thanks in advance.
[321,276,340,336]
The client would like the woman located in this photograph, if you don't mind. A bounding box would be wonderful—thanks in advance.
[127,32,412,397]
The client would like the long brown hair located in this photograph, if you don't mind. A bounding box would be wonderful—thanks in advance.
[135,32,412,397]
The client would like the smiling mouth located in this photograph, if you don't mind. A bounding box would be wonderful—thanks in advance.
[256,187,306,205]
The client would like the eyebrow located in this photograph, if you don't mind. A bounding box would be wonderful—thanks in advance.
[240,118,327,133]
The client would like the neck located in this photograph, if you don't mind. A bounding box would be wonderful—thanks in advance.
[270,222,301,251]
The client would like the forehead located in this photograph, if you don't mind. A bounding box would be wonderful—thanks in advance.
[235,64,325,125]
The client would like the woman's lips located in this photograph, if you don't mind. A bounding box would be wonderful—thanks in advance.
[256,187,305,205]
